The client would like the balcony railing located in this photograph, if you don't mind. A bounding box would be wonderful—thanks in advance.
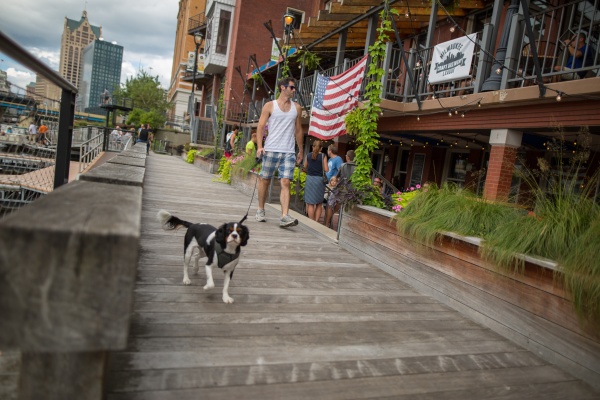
[224,0,600,124]
[383,31,483,102]
[506,0,600,86]
[188,12,207,33]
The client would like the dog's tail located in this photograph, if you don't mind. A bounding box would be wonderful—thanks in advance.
[157,209,192,231]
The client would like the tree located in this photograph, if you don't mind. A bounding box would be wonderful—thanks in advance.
[113,69,170,127]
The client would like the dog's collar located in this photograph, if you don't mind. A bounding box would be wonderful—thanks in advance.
[215,242,239,267]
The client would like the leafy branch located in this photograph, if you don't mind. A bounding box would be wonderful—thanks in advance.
[344,3,398,207]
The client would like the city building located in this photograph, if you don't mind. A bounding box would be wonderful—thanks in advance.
[182,0,600,203]
[79,39,123,115]
[166,0,207,131]
[35,10,102,106]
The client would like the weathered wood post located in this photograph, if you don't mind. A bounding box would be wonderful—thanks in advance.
[0,145,146,399]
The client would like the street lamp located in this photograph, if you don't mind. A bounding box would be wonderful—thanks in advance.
[189,32,204,143]
[275,14,295,87]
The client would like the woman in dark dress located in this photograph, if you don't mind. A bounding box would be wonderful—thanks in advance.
[303,140,329,221]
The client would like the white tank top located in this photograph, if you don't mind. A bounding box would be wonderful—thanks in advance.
[264,100,297,153]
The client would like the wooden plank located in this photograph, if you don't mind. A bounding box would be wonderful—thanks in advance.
[106,352,545,393]
[106,366,588,400]
[101,154,599,398]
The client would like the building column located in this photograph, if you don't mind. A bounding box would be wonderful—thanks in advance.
[483,129,522,202]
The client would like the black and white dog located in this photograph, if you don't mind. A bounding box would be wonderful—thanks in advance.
[157,210,249,304]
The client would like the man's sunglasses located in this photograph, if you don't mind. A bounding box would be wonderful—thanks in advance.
[284,85,296,90]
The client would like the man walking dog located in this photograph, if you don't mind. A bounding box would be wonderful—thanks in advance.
[255,77,304,228]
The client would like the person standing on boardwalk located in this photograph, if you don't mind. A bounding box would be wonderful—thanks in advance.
[303,139,328,222]
[326,145,343,183]
[137,124,152,155]
[255,77,304,228]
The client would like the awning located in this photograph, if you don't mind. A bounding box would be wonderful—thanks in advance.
[246,47,298,80]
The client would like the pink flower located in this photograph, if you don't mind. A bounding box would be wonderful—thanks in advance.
[410,186,415,191]
[416,184,421,189]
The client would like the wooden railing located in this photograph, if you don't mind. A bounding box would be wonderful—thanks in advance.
[0,143,148,399]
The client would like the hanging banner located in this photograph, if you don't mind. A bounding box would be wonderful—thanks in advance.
[186,52,205,74]
[427,34,476,84]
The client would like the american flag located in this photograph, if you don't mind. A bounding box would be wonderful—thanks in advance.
[308,55,368,140]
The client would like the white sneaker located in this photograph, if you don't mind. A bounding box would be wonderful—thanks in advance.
[280,214,298,228]
[255,209,266,222]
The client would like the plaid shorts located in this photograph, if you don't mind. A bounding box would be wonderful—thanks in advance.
[259,151,296,180]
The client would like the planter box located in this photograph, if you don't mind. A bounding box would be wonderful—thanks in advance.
[338,205,600,391]
[230,171,281,204]
[193,155,220,174]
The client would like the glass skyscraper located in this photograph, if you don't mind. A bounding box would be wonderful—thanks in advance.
[80,39,123,115]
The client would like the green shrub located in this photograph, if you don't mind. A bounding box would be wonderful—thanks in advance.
[186,149,197,163]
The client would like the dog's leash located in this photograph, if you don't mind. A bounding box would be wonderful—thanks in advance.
[238,156,263,224]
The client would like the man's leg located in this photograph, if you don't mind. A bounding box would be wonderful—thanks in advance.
[257,177,269,210]
[280,178,291,217]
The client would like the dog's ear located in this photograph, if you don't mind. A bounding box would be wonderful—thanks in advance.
[214,224,228,247]
[240,224,250,246]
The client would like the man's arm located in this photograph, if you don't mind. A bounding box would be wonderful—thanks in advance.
[256,102,272,158]
[294,103,304,164]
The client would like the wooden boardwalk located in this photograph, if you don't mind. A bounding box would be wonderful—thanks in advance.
[104,154,598,399]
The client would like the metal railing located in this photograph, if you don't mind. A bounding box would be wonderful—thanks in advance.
[188,12,207,33]
[78,130,104,173]
[383,31,483,102]
[507,0,600,86]
[0,29,77,208]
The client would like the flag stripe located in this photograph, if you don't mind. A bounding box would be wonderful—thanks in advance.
[308,55,368,140]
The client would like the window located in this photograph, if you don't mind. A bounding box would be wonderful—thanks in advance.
[409,153,426,187]
[216,10,231,55]
[443,150,470,187]
[286,8,304,31]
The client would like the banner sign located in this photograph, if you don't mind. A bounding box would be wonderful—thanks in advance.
[427,34,476,84]
[187,51,205,74]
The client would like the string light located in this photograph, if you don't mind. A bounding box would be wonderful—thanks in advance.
[450,25,456,33]
[556,92,562,101]
[417,115,420,121]
[405,11,410,18]
[448,111,453,117]
[461,113,465,118]
[496,67,502,74]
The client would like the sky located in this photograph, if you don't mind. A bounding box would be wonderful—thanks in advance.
[0,0,179,91]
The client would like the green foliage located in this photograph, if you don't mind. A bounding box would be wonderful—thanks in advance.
[126,109,144,127]
[216,156,232,184]
[198,147,222,159]
[215,82,226,148]
[297,51,321,71]
[231,154,261,177]
[395,183,525,247]
[343,4,397,208]
[186,149,198,163]
[114,69,170,128]
[251,74,263,85]
[290,167,306,199]
[330,179,383,211]
[562,219,600,325]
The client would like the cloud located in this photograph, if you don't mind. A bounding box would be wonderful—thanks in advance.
[6,68,36,91]
[0,0,178,88]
